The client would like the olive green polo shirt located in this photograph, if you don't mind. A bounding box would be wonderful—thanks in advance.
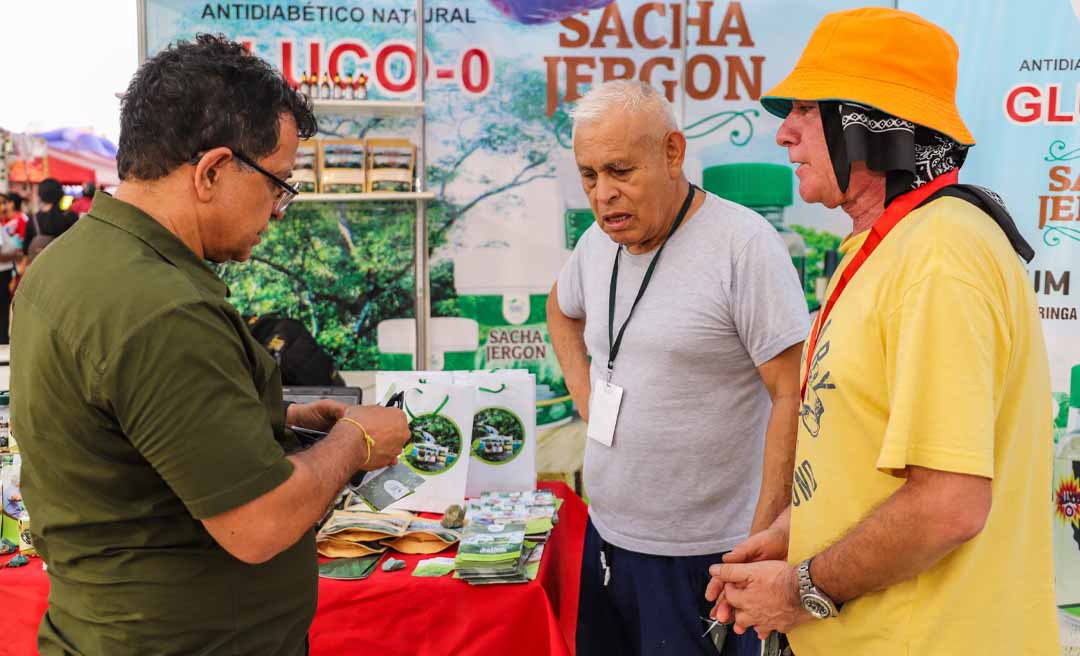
[10,193,317,656]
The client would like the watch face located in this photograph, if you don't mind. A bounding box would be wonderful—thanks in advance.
[802,594,832,620]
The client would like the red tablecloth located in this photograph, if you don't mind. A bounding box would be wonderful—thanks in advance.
[0,481,585,656]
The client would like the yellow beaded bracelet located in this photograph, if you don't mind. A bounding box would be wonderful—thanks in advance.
[337,417,376,466]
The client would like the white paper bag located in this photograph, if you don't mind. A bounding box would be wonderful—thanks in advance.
[453,370,537,497]
[375,373,475,512]
[374,371,453,404]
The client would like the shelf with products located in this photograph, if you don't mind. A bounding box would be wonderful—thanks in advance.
[289,137,423,198]
[308,99,425,115]
[291,0,432,369]
[292,191,435,203]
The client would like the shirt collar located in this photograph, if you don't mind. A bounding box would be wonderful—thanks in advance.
[87,192,229,299]
[838,230,870,256]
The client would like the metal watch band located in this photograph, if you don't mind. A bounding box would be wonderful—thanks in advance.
[798,558,840,619]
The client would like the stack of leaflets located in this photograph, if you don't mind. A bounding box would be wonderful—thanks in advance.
[316,509,412,558]
[453,490,559,585]
[498,490,560,541]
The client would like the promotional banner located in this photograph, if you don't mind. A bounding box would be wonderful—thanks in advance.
[143,4,1076,647]
[900,1,1080,648]
[142,0,874,432]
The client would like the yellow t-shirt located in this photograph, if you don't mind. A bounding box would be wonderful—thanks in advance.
[787,197,1058,656]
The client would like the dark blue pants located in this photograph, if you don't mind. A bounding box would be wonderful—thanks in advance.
[577,518,761,656]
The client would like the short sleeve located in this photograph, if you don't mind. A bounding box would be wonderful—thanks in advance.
[876,275,1001,478]
[103,302,294,519]
[556,230,590,319]
[731,230,811,366]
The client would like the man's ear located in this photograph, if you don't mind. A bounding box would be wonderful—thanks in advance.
[665,130,687,178]
[192,147,233,202]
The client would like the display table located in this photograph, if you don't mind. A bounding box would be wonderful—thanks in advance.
[0,482,585,656]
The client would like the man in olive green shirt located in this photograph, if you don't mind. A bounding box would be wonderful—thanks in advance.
[10,35,410,655]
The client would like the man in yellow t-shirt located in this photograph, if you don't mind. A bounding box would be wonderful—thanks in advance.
[705,8,1058,655]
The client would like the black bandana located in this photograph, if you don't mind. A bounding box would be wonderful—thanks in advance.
[820,101,970,206]
[819,100,1034,262]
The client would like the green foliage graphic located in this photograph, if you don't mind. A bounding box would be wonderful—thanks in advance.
[471,407,525,464]
[406,413,462,474]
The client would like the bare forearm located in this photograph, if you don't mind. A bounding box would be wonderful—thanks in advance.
[207,424,366,562]
[750,394,800,532]
[772,505,791,535]
[552,323,590,407]
[283,424,369,525]
[546,291,591,415]
[749,343,804,533]
[808,477,983,603]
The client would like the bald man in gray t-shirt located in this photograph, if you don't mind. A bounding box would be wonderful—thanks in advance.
[549,79,808,656]
[557,193,809,555]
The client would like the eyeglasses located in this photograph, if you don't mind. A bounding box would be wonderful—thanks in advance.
[189,150,299,214]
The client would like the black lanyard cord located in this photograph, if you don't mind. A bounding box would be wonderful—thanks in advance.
[606,184,697,373]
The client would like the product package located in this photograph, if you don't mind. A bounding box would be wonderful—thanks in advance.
[382,518,461,554]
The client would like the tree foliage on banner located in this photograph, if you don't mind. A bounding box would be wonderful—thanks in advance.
[473,407,525,440]
[409,413,462,454]
[221,68,559,370]
[220,201,420,370]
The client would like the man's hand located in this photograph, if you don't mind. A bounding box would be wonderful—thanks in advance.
[707,561,811,640]
[725,525,789,564]
[287,399,348,432]
[705,524,790,624]
[340,405,410,470]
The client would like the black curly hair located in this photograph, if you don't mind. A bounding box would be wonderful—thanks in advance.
[38,179,64,205]
[117,33,317,181]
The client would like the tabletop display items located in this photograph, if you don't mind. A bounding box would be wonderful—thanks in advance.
[453,489,558,584]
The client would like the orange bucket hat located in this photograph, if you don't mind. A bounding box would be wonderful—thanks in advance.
[761,7,975,145]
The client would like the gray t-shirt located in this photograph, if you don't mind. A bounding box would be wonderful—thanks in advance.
[557,190,810,556]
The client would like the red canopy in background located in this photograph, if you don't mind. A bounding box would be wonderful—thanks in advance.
[8,154,93,185]
[7,147,118,186]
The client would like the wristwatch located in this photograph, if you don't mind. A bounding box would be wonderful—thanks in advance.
[797,558,840,619]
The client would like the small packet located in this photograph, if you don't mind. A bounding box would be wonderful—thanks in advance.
[412,556,456,577]
[316,537,387,559]
[318,555,382,580]
[354,463,426,511]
